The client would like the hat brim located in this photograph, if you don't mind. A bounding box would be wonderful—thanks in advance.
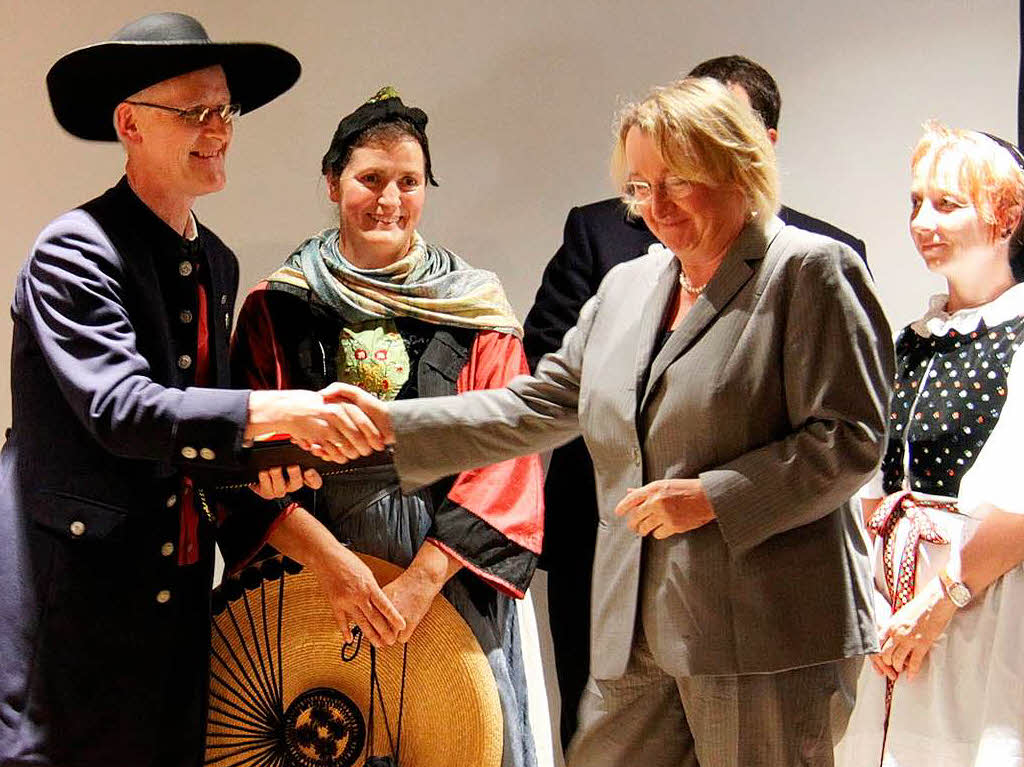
[47,41,301,141]
[207,553,503,767]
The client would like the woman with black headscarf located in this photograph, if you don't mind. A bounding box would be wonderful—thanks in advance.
[231,87,541,767]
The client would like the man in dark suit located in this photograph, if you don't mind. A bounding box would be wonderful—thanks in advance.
[524,54,867,750]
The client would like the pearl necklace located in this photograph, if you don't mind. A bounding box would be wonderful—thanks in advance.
[678,269,709,296]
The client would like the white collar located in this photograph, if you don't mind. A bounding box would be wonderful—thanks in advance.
[184,212,198,241]
[910,282,1024,337]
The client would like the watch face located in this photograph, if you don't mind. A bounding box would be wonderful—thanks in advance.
[948,581,971,607]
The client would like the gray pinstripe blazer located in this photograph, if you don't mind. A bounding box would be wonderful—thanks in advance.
[390,217,894,679]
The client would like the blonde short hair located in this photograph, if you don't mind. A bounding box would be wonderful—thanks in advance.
[912,121,1024,242]
[611,77,779,222]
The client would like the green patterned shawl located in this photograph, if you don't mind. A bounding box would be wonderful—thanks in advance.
[268,229,522,338]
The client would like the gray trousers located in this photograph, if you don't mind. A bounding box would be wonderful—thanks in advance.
[567,630,861,767]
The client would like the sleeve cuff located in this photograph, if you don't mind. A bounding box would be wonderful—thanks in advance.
[172,386,250,469]
[429,500,537,598]
[698,466,759,555]
[426,538,532,599]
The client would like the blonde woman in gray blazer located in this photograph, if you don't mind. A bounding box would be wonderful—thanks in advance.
[318,78,894,767]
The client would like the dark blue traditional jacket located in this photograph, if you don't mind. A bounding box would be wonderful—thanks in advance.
[0,177,272,767]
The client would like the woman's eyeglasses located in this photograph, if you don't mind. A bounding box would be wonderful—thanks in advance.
[621,177,696,205]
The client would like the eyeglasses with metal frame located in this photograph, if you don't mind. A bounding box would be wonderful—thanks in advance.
[125,101,242,126]
[621,176,696,206]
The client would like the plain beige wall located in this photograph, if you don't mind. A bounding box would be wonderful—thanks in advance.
[1,0,1017,429]
[0,2,1017,764]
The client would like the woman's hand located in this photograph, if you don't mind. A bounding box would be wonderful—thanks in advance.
[383,571,442,644]
[248,465,322,499]
[872,576,956,682]
[615,478,715,538]
[861,496,883,540]
[267,508,405,646]
[384,541,461,643]
[313,545,406,647]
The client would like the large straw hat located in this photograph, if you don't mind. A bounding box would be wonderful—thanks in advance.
[206,553,503,767]
[46,12,300,141]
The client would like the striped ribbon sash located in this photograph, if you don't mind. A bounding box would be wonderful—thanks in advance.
[866,491,956,759]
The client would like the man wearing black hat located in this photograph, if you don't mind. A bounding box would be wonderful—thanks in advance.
[524,54,868,751]
[0,13,402,766]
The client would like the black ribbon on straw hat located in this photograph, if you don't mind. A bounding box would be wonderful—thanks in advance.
[46,12,300,141]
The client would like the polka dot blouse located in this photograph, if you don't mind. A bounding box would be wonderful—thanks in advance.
[881,297,1024,496]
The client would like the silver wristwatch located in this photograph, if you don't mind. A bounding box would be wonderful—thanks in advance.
[939,567,972,608]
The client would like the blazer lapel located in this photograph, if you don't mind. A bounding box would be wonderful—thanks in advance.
[633,246,679,409]
[640,219,781,413]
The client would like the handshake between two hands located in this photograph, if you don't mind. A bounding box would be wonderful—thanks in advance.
[246,382,395,499]
[297,381,396,461]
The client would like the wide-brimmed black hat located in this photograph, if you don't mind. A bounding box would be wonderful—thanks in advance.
[46,12,301,141]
